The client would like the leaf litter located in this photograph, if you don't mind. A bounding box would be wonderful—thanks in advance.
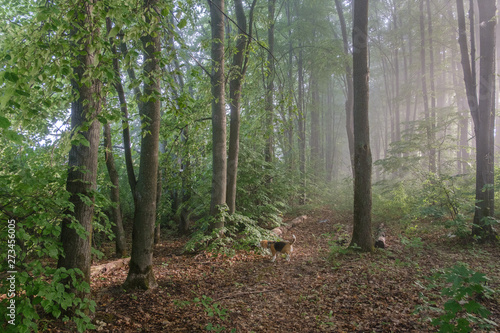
[45,208,499,332]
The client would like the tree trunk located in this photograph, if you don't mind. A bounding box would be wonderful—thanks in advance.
[105,18,137,197]
[58,0,101,299]
[351,0,373,252]
[209,0,227,228]
[473,0,496,240]
[334,0,355,176]
[419,1,434,174]
[392,7,401,144]
[227,0,250,215]
[456,0,497,241]
[103,124,127,258]
[286,1,295,172]
[310,73,320,175]
[154,168,162,245]
[426,0,437,173]
[297,46,306,204]
[264,0,276,166]
[123,0,161,290]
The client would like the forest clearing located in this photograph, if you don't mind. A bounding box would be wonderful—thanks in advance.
[41,209,499,332]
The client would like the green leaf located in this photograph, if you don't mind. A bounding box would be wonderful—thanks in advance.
[463,300,481,313]
[108,26,120,39]
[443,300,461,314]
[0,116,11,129]
[4,71,19,83]
[4,130,23,144]
[177,18,187,29]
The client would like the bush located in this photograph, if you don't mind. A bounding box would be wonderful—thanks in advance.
[417,263,497,332]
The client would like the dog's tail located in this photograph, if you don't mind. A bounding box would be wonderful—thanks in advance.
[290,234,296,245]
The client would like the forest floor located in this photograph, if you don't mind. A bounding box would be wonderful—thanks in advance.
[47,208,499,332]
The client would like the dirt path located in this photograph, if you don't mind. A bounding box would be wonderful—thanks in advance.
[47,209,499,332]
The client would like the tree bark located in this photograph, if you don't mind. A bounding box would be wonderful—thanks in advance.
[103,124,127,258]
[123,0,161,290]
[297,46,306,204]
[227,0,253,215]
[334,0,355,176]
[456,0,497,241]
[310,72,320,175]
[473,0,496,240]
[58,0,101,299]
[426,0,436,173]
[264,0,276,166]
[351,0,373,252]
[209,0,227,227]
[105,18,137,197]
[419,1,434,174]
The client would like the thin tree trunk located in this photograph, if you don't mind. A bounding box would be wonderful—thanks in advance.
[209,0,227,227]
[334,0,354,175]
[351,0,373,252]
[286,1,294,172]
[103,124,127,257]
[105,18,137,197]
[58,0,101,299]
[310,72,320,175]
[123,0,161,290]
[297,46,306,204]
[227,0,254,214]
[426,0,437,173]
[392,7,401,144]
[265,0,276,166]
[419,1,434,173]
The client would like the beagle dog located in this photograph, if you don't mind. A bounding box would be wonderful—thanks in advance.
[258,235,296,262]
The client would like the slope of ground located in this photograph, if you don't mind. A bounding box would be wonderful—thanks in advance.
[47,208,499,332]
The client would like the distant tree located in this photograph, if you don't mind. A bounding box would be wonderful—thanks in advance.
[350,0,374,252]
[419,0,434,174]
[209,0,227,227]
[264,0,276,167]
[57,0,102,298]
[123,0,161,290]
[456,0,497,241]
[334,0,354,175]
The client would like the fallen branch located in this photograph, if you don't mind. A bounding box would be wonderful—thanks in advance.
[271,215,307,236]
[91,258,130,277]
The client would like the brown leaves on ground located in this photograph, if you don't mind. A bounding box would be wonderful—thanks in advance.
[47,208,499,332]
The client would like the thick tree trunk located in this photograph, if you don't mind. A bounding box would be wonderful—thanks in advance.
[58,0,101,299]
[456,0,497,241]
[123,0,161,290]
[103,124,127,258]
[473,0,496,240]
[209,0,227,227]
[350,0,373,252]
